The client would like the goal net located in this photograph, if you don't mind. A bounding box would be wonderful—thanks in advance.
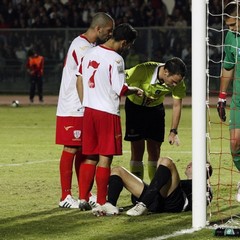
[207,0,240,228]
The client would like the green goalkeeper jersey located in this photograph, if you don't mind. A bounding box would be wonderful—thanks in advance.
[223,31,240,101]
[125,62,186,107]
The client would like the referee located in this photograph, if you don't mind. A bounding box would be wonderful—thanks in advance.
[124,57,187,180]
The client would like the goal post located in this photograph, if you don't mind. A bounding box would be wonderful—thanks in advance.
[192,0,207,228]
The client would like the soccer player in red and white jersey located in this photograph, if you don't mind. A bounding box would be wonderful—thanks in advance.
[56,12,114,209]
[77,23,144,215]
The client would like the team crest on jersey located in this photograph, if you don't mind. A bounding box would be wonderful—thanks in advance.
[73,130,81,139]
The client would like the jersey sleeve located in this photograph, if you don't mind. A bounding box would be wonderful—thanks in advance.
[76,56,84,77]
[223,32,236,70]
[111,57,126,96]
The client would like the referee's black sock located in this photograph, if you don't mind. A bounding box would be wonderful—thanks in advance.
[107,175,124,206]
[141,165,171,207]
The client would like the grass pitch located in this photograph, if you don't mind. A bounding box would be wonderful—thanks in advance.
[0,104,239,239]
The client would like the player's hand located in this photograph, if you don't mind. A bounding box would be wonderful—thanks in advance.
[136,88,144,97]
[126,86,144,97]
[217,92,227,122]
[168,133,180,146]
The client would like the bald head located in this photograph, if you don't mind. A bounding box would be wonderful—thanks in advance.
[90,12,114,29]
[86,12,115,44]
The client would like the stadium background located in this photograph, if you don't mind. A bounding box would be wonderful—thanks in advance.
[0,0,223,96]
[0,0,191,96]
[0,2,235,238]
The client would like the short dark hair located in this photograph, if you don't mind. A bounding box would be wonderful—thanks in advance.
[164,57,187,78]
[224,1,240,19]
[112,23,137,44]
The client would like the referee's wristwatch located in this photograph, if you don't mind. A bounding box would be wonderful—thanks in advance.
[170,128,178,135]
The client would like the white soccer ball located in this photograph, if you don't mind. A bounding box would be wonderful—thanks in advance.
[11,100,20,107]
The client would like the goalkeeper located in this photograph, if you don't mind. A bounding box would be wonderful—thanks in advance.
[217,2,240,172]
[95,156,213,216]
[124,57,187,181]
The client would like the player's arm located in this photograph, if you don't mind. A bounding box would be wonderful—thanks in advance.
[168,98,182,145]
[76,75,84,103]
[220,68,233,93]
[76,56,85,103]
[217,67,234,122]
[120,84,144,97]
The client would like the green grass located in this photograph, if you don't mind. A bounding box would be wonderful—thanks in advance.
[0,104,239,240]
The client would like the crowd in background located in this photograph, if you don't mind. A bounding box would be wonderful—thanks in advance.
[0,0,191,28]
[0,0,229,92]
[0,0,192,66]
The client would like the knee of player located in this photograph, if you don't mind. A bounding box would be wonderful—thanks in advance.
[157,156,174,168]
[111,166,123,176]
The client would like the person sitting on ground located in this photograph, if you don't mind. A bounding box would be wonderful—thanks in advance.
[96,156,213,216]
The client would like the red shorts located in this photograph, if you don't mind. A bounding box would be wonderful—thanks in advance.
[82,107,122,155]
[55,116,83,146]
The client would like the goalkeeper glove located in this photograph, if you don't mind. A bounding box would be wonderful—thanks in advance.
[217,92,227,122]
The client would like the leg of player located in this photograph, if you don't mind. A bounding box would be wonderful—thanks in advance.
[79,157,97,210]
[130,140,145,179]
[92,155,112,216]
[230,129,240,170]
[127,157,181,216]
[102,166,144,216]
[59,146,79,209]
[74,150,83,184]
[75,149,97,209]
[146,139,162,181]
[230,129,240,202]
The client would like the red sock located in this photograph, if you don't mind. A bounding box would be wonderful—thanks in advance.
[59,151,75,200]
[79,163,96,201]
[96,166,111,205]
[75,150,84,182]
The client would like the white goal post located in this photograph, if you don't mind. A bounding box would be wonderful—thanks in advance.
[192,0,207,228]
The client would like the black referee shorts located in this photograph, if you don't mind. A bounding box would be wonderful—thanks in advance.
[124,97,165,142]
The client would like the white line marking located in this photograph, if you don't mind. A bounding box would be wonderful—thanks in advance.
[145,228,200,240]
[0,159,59,167]
[0,151,191,167]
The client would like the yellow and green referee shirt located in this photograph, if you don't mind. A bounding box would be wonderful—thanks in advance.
[125,62,186,107]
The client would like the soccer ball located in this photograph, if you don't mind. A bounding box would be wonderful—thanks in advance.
[11,100,20,107]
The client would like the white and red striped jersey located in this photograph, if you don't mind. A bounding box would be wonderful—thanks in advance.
[79,45,128,116]
[56,35,95,117]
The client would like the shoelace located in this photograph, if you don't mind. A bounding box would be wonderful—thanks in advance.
[68,197,77,204]
[134,202,145,212]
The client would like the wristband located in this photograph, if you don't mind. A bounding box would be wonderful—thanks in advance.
[170,129,178,135]
[219,92,227,99]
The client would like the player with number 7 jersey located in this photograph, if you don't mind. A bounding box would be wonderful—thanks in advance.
[77,23,144,216]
